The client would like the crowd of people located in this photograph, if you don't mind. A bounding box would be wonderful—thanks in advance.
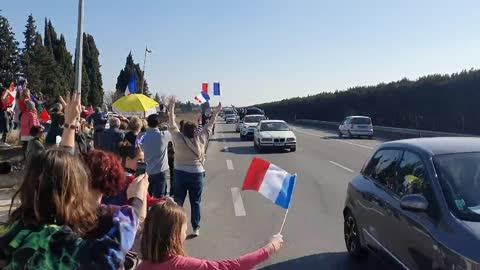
[0,88,284,269]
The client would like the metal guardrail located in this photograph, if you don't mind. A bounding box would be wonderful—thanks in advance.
[295,119,474,139]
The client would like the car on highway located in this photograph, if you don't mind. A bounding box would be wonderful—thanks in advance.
[343,137,480,269]
[225,113,237,124]
[253,120,296,152]
[338,116,373,139]
[240,114,267,140]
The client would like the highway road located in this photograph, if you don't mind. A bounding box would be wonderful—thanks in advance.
[184,121,394,269]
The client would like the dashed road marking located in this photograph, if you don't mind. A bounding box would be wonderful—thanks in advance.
[226,159,234,170]
[328,161,355,173]
[231,187,246,216]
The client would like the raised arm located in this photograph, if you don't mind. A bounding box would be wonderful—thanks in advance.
[198,102,221,144]
[168,96,179,132]
[59,92,81,149]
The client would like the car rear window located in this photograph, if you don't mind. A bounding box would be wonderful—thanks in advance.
[244,116,265,123]
[351,118,371,125]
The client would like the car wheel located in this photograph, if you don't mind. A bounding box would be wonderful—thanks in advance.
[348,130,353,138]
[344,210,367,259]
[368,135,373,140]
[290,147,296,152]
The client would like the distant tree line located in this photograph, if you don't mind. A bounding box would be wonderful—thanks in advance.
[257,69,480,134]
[0,12,103,106]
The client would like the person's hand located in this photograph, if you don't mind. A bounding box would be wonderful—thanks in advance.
[266,234,283,253]
[59,92,81,126]
[127,174,149,200]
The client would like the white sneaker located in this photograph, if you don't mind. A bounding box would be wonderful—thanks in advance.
[192,229,200,237]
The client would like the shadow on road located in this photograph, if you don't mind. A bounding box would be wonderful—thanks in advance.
[221,146,286,155]
[260,252,389,270]
[323,135,374,141]
[210,137,242,143]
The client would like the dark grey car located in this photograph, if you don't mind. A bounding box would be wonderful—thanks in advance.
[343,137,480,270]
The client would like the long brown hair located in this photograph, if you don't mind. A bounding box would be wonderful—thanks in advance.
[141,201,187,262]
[9,148,98,236]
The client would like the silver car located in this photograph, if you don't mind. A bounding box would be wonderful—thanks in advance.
[339,116,373,139]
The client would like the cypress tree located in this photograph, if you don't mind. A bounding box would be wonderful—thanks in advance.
[115,52,150,97]
[0,12,20,86]
[83,34,103,107]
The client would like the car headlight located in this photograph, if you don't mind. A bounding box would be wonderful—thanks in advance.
[261,138,273,142]
[287,138,296,142]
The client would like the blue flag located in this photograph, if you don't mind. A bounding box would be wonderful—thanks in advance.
[213,82,221,96]
[201,91,210,101]
[126,71,138,95]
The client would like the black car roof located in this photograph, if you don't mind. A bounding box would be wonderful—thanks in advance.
[381,137,480,156]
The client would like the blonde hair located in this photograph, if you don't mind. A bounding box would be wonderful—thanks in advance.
[127,116,142,133]
[141,201,187,262]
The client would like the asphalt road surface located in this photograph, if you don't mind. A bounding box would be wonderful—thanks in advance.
[184,121,395,269]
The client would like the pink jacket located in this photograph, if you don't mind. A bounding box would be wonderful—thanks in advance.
[21,111,40,137]
[137,247,270,270]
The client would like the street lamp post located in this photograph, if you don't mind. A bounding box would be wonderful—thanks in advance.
[74,0,84,96]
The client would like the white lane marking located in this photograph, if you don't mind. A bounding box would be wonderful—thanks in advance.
[231,187,246,216]
[293,128,374,150]
[328,161,355,173]
[223,146,229,152]
[332,138,374,150]
[226,159,234,170]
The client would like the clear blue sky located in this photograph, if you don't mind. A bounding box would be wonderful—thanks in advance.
[3,0,480,106]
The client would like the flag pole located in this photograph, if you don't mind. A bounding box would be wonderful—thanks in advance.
[278,209,289,234]
[141,46,148,94]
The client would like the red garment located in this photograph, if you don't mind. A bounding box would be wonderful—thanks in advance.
[19,97,29,113]
[137,247,270,270]
[20,111,40,137]
[125,175,166,207]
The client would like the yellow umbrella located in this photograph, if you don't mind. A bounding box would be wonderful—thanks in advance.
[112,94,159,117]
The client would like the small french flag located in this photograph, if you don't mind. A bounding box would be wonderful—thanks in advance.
[243,158,297,209]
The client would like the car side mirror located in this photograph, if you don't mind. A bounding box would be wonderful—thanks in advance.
[400,194,428,212]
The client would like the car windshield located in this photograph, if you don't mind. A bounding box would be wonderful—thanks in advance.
[351,118,371,125]
[260,122,290,131]
[244,116,265,123]
[434,152,480,221]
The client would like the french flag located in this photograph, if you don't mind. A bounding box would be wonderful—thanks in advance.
[243,158,297,209]
[194,93,207,104]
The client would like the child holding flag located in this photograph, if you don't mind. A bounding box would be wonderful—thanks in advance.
[138,200,284,270]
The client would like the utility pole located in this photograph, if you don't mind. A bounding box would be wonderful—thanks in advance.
[141,46,151,94]
[74,0,84,96]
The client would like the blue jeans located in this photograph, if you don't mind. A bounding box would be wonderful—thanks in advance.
[174,170,204,230]
[148,170,169,198]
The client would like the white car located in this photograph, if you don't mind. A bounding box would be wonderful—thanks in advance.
[225,114,236,124]
[338,116,373,139]
[254,120,296,152]
[240,114,266,140]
